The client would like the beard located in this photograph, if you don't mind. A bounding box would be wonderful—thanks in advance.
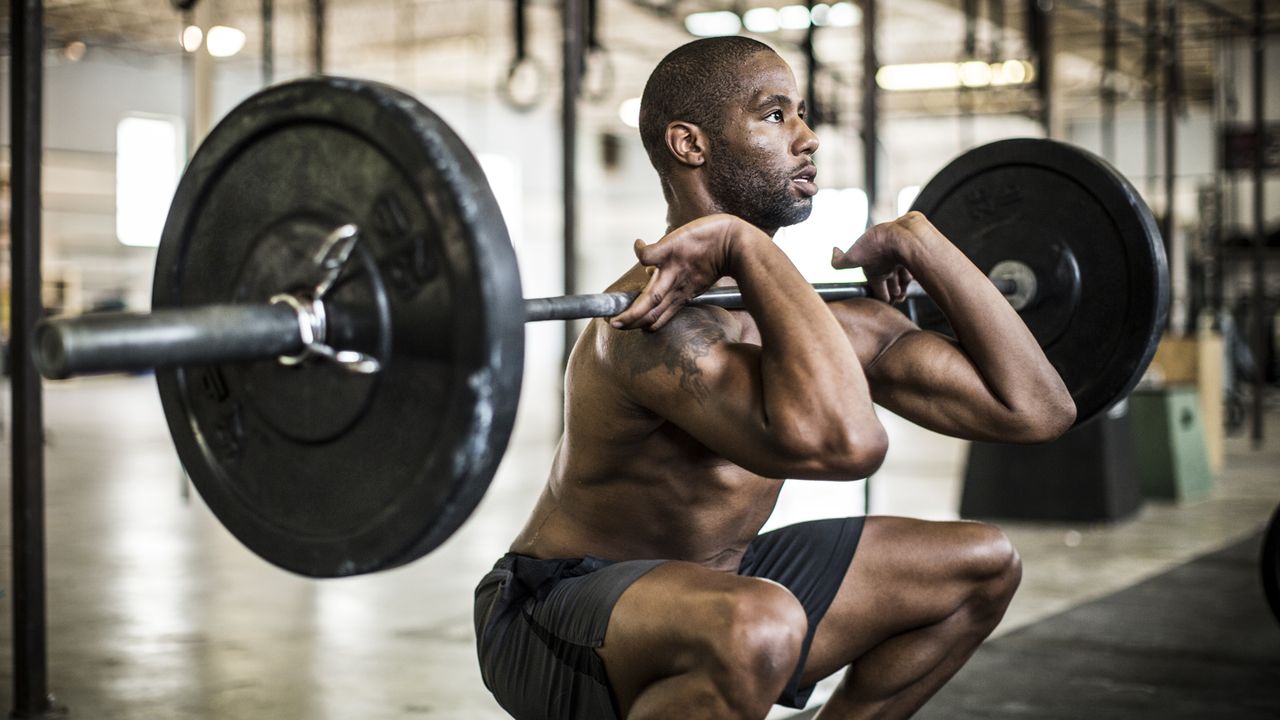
[705,146,813,233]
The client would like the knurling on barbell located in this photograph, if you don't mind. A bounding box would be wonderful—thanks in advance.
[31,77,1168,578]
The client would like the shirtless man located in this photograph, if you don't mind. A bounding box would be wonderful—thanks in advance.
[474,37,1075,720]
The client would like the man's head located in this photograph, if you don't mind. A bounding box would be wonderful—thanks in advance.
[639,37,819,233]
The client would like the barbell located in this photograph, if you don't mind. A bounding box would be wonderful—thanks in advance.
[33,77,1168,578]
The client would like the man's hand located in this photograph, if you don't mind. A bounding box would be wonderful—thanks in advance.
[831,212,936,305]
[612,214,758,331]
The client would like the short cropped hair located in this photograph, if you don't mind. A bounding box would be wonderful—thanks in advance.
[638,37,775,185]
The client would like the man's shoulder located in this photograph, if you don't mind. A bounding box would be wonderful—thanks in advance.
[587,305,740,405]
[603,305,739,367]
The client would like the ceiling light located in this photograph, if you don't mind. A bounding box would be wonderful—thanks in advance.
[876,60,1035,91]
[810,4,832,26]
[1000,59,1031,84]
[876,62,961,91]
[743,8,780,33]
[206,25,246,58]
[180,25,203,52]
[958,61,993,87]
[619,97,641,129]
[684,11,742,37]
[827,2,861,27]
[778,5,812,30]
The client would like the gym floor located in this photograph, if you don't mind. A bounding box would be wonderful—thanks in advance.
[1,375,1277,719]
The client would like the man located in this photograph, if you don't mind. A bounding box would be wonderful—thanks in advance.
[475,36,1074,720]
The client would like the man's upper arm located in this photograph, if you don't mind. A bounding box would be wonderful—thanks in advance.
[605,307,831,479]
[835,300,1031,441]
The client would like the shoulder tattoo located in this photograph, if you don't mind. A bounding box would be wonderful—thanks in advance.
[620,309,728,404]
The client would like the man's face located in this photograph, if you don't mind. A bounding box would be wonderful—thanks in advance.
[704,52,819,234]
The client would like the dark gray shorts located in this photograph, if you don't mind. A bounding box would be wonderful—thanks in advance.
[474,516,865,720]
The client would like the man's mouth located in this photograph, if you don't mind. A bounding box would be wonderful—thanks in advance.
[792,165,818,197]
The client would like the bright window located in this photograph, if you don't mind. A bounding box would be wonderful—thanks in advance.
[116,115,183,248]
[777,187,868,284]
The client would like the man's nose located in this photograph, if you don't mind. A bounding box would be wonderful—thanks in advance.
[794,120,819,156]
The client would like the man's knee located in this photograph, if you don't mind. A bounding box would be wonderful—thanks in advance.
[956,522,1021,612]
[697,582,807,715]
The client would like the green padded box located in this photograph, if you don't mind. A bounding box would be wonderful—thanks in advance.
[1130,386,1213,501]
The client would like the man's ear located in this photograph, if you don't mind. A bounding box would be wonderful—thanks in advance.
[664,121,708,168]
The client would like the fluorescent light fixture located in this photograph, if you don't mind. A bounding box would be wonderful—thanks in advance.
[117,115,183,248]
[876,60,1034,91]
[810,4,831,26]
[180,25,202,52]
[827,2,861,27]
[958,60,993,87]
[206,25,246,58]
[684,10,742,37]
[876,62,960,91]
[993,59,1032,85]
[740,3,858,34]
[743,7,780,33]
[619,97,642,129]
[897,185,921,216]
[778,5,812,30]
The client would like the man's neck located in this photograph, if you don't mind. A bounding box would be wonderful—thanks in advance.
[664,202,778,238]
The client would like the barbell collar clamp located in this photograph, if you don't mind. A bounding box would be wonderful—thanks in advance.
[270,293,381,374]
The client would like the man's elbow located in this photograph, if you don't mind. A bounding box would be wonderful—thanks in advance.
[821,422,889,479]
[771,420,888,480]
[1011,397,1076,443]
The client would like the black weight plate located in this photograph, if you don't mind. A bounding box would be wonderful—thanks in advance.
[153,77,524,577]
[911,138,1169,427]
[1264,502,1280,626]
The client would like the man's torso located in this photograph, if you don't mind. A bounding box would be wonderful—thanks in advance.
[510,265,908,569]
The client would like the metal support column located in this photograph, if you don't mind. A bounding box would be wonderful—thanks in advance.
[1028,0,1054,135]
[1162,0,1178,263]
[1211,35,1227,318]
[10,1,54,717]
[862,0,878,222]
[804,0,821,127]
[262,0,274,86]
[961,0,978,148]
[1102,0,1118,161]
[311,0,325,75]
[1146,0,1160,200]
[562,0,584,372]
[1250,0,1266,445]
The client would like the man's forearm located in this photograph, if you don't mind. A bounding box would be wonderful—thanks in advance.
[899,221,1071,417]
[728,231,885,469]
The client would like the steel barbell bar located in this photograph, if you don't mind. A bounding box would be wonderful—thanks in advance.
[33,240,1024,381]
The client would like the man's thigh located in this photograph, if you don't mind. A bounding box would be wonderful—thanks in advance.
[596,561,797,715]
[798,515,1015,687]
[475,556,663,720]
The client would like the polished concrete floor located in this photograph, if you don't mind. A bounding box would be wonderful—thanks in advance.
[1,374,1277,719]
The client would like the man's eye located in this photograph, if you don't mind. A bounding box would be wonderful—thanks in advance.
[766,110,783,122]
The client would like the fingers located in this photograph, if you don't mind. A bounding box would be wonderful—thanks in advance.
[633,237,672,267]
[869,278,890,304]
[647,301,685,332]
[893,267,913,304]
[884,273,901,303]
[831,246,854,270]
[831,237,868,270]
[610,266,671,329]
